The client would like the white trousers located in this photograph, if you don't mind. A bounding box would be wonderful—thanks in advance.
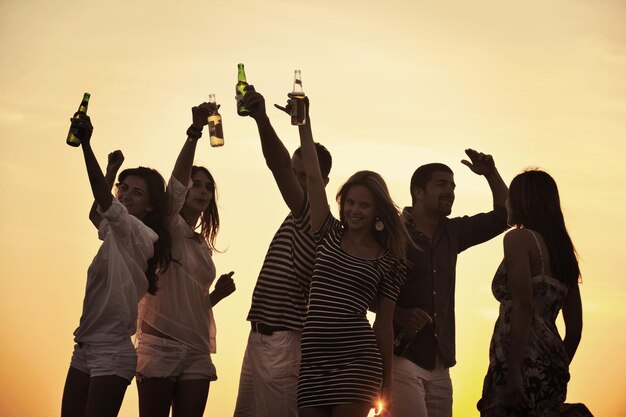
[233,329,301,417]
[390,355,453,417]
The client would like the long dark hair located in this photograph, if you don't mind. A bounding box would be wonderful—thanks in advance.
[508,169,580,285]
[118,167,173,294]
[189,166,220,252]
[336,170,411,260]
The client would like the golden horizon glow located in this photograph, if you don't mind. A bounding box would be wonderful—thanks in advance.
[1,1,625,416]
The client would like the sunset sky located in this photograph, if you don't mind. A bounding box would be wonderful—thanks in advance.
[1,1,625,416]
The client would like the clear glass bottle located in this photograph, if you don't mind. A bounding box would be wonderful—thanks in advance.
[207,94,224,147]
[290,70,306,126]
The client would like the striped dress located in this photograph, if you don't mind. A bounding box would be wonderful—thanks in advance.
[298,213,406,408]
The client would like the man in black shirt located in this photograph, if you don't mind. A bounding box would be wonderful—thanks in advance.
[390,149,508,417]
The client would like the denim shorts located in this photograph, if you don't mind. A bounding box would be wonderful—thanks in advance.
[136,333,217,382]
[70,339,137,383]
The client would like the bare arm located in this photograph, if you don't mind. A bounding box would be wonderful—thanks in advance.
[297,100,329,231]
[75,116,113,217]
[373,296,396,409]
[461,148,508,208]
[562,282,582,363]
[172,103,214,185]
[503,229,534,407]
[243,86,305,216]
[89,150,124,229]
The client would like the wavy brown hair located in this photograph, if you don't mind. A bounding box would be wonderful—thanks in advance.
[118,167,173,295]
[188,166,220,252]
[336,170,412,260]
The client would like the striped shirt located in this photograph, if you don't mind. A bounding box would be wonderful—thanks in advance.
[246,199,315,331]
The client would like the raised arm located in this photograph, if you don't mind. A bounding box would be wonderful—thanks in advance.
[562,282,582,363]
[503,229,533,409]
[461,148,508,209]
[242,86,305,216]
[297,99,329,231]
[172,102,214,185]
[74,116,114,219]
[89,150,125,229]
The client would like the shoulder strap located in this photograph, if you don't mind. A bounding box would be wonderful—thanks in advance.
[526,229,545,274]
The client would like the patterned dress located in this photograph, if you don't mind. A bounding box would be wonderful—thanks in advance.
[297,214,406,408]
[478,230,572,417]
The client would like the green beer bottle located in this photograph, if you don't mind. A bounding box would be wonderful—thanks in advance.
[66,93,91,147]
[235,63,250,116]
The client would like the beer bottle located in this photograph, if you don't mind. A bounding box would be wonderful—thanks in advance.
[393,327,419,356]
[66,92,91,147]
[208,94,224,147]
[290,70,306,126]
[235,63,250,116]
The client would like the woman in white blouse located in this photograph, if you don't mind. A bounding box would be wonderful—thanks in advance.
[61,115,173,417]
[135,102,236,417]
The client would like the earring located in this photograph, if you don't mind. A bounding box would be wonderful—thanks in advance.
[375,217,384,232]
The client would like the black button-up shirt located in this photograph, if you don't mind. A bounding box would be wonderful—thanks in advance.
[395,206,507,370]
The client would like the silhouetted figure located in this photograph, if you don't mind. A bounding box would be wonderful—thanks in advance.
[232,87,332,417]
[391,151,508,417]
[477,170,584,417]
[135,103,236,417]
[294,97,409,417]
[61,115,172,417]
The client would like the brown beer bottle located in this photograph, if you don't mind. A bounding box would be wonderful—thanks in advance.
[290,70,306,126]
[208,94,224,147]
[66,92,91,147]
[393,327,419,355]
[235,63,250,116]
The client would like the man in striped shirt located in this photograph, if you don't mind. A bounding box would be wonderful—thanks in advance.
[233,87,332,417]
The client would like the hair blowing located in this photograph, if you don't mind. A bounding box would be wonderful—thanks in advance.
[118,167,174,294]
[508,169,580,285]
[189,166,220,252]
[336,170,411,261]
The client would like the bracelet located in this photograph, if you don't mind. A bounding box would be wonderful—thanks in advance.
[186,124,202,140]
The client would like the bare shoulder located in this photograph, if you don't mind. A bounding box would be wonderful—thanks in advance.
[503,228,534,253]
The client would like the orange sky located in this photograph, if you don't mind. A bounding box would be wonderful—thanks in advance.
[1,1,625,416]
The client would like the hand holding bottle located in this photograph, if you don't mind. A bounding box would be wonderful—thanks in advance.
[69,114,94,145]
[191,102,216,130]
[274,94,309,118]
[394,306,432,331]
[241,85,268,121]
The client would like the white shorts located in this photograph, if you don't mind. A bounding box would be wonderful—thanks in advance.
[136,333,217,382]
[233,329,301,417]
[70,339,137,383]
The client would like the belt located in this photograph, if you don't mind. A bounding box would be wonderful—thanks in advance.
[251,322,290,336]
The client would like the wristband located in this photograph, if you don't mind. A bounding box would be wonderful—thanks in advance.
[186,124,202,140]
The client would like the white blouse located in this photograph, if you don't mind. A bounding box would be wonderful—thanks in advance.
[138,176,217,353]
[74,198,157,345]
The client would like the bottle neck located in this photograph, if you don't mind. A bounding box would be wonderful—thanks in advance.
[238,65,247,83]
[292,71,304,95]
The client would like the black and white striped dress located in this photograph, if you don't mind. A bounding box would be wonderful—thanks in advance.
[297,213,406,408]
